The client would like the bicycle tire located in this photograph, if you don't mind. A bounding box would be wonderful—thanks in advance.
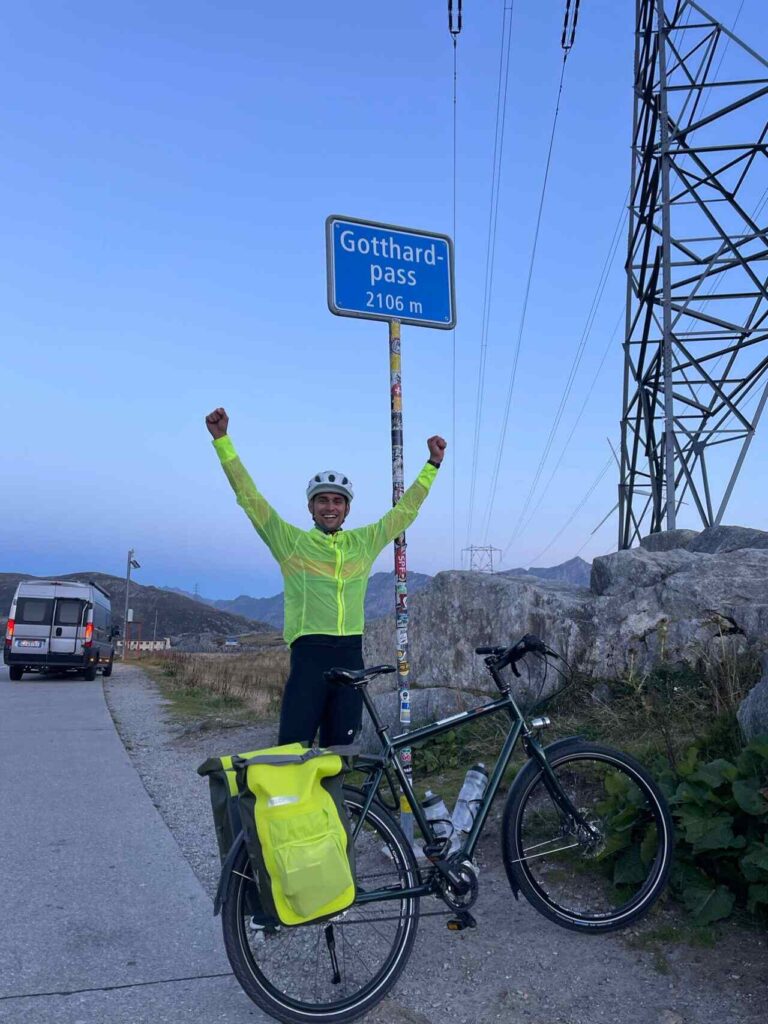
[502,740,673,933]
[221,787,420,1024]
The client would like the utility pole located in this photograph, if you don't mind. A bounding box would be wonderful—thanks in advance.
[122,549,140,660]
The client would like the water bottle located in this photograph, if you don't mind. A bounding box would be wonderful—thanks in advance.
[422,790,457,853]
[451,764,489,834]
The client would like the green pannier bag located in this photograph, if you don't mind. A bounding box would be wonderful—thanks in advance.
[233,743,356,927]
[197,750,262,864]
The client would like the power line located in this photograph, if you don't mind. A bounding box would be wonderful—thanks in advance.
[528,455,614,566]
[466,0,515,547]
[449,1,462,565]
[481,3,579,543]
[512,304,625,550]
[573,315,768,564]
[505,199,628,551]
[514,0,751,563]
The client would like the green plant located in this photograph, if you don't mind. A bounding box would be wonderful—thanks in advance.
[410,711,510,777]
[585,767,665,892]
[412,728,462,774]
[663,737,768,924]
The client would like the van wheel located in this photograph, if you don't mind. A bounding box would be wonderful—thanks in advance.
[83,665,98,681]
[102,656,114,678]
[9,666,23,681]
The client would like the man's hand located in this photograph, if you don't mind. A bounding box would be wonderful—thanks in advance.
[427,435,447,465]
[206,407,229,440]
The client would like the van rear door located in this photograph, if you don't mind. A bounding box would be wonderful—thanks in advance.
[50,598,87,656]
[13,596,54,656]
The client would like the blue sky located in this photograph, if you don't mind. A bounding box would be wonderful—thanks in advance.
[2,0,765,599]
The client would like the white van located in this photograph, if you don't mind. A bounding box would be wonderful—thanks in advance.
[3,580,118,681]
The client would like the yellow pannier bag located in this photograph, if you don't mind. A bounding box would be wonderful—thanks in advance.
[233,744,356,927]
[197,750,262,865]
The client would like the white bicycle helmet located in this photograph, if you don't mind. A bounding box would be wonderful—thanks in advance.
[306,470,354,503]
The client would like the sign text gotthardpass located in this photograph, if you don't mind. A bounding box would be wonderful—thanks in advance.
[326,216,455,329]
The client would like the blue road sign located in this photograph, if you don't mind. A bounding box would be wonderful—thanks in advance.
[326,215,455,329]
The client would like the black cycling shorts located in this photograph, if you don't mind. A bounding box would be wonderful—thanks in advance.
[278,634,364,747]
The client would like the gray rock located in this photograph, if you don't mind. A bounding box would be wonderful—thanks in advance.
[364,570,595,699]
[738,653,768,742]
[366,542,768,690]
[590,548,768,678]
[687,525,768,554]
[501,556,592,588]
[590,547,695,597]
[639,529,700,552]
[591,682,612,704]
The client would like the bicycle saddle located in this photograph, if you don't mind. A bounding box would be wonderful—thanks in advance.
[324,665,396,685]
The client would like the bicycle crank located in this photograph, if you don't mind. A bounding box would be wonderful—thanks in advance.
[437,857,479,912]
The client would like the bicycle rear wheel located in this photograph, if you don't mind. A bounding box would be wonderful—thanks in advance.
[221,788,420,1024]
[502,740,673,932]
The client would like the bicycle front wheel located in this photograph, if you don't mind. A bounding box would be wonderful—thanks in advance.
[221,788,420,1024]
[502,740,673,932]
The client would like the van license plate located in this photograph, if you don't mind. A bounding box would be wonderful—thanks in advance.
[17,640,43,648]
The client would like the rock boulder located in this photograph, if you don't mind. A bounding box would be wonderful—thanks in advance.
[364,570,595,701]
[737,654,768,742]
[639,529,700,552]
[364,540,768,726]
[686,525,768,554]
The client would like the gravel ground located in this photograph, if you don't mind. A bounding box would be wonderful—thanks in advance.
[105,663,767,1024]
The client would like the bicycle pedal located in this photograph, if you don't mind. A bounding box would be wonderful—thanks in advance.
[447,911,476,932]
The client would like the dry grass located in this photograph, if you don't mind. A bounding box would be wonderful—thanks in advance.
[143,648,288,720]
[546,636,761,771]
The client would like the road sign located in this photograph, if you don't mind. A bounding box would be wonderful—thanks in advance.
[326,215,455,329]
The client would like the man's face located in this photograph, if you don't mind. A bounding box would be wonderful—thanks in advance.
[310,492,349,532]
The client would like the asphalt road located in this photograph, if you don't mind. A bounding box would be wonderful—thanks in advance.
[0,666,266,1024]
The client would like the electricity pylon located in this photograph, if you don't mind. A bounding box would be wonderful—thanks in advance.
[619,0,768,548]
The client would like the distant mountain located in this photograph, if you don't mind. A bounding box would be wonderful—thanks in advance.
[213,591,284,625]
[364,571,433,620]
[161,585,216,606]
[0,572,271,638]
[211,571,434,628]
[501,556,591,588]
[1,560,590,639]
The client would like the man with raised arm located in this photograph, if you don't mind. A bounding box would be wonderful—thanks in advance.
[205,407,445,747]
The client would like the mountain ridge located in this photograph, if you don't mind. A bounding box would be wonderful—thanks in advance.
[0,572,270,638]
[158,557,593,626]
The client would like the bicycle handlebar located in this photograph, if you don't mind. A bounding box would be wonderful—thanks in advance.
[474,634,559,674]
[327,638,558,689]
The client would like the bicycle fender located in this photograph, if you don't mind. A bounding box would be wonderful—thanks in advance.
[501,736,584,899]
[214,831,247,916]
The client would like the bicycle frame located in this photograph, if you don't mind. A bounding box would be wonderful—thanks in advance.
[351,658,559,906]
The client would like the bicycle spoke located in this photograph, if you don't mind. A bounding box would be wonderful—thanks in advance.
[513,841,581,862]
[222,791,419,1019]
[506,746,672,929]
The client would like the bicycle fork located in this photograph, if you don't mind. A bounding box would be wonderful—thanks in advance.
[522,735,602,847]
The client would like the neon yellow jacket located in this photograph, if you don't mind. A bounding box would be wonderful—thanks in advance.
[213,436,438,646]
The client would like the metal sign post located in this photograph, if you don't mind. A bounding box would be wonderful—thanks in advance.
[326,215,455,840]
[388,317,414,840]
